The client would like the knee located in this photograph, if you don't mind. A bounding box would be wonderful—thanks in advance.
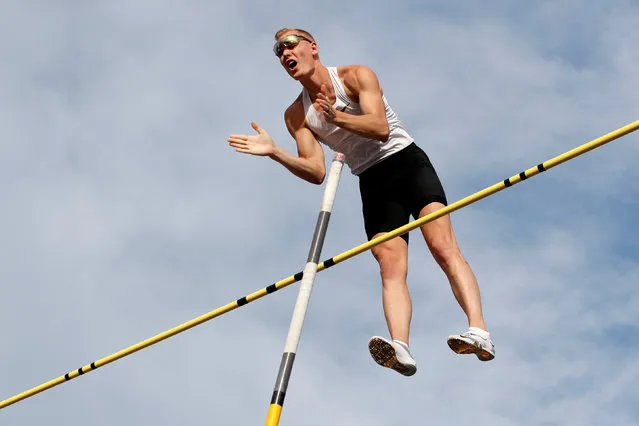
[371,241,407,281]
[428,237,462,269]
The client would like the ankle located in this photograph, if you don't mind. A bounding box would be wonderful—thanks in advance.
[469,320,487,331]
[468,326,489,338]
[393,339,410,351]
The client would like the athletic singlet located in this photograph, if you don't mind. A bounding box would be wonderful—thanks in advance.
[301,67,413,175]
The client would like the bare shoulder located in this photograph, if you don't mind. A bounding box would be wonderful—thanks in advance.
[284,93,305,125]
[285,92,304,116]
[284,92,310,136]
[337,65,382,99]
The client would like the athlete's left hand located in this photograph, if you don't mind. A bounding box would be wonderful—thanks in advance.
[316,84,338,123]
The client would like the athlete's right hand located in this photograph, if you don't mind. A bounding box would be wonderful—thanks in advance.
[227,122,276,156]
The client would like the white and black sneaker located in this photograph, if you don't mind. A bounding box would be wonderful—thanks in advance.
[447,327,495,361]
[368,336,417,376]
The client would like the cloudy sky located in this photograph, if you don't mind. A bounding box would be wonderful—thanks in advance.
[1,1,638,425]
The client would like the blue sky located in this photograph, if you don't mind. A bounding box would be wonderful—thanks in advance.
[1,1,638,425]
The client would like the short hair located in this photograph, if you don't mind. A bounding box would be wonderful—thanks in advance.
[274,28,316,43]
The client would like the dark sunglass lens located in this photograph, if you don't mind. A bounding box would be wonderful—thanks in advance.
[274,35,301,57]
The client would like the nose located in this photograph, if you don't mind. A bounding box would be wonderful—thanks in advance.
[281,51,294,62]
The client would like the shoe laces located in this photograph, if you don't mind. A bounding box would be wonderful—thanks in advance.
[460,331,481,340]
[461,331,493,347]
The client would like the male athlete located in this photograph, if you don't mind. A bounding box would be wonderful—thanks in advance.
[228,28,495,376]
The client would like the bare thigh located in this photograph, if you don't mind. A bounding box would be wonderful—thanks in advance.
[370,233,409,280]
[417,202,460,263]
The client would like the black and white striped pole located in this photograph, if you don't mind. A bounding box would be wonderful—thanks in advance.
[265,152,345,426]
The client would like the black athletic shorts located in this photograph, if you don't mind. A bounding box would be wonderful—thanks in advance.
[358,142,448,244]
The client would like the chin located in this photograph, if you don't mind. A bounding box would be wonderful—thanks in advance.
[290,67,311,81]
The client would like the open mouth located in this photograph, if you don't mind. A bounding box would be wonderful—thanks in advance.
[286,59,298,70]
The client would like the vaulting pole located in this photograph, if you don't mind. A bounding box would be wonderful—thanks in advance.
[1,119,637,411]
[265,152,345,426]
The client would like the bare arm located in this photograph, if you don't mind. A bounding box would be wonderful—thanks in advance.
[227,99,326,185]
[317,66,390,142]
[272,101,326,184]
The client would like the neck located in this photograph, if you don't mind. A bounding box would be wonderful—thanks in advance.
[299,63,331,98]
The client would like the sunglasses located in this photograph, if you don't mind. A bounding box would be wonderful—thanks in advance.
[273,34,312,57]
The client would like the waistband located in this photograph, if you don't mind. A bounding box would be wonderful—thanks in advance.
[358,142,418,179]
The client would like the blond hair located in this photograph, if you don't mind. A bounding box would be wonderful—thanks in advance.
[274,28,316,43]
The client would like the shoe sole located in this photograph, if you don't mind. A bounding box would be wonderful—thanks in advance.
[368,337,417,376]
[447,337,495,361]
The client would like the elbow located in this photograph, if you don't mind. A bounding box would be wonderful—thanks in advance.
[305,169,325,185]
[312,170,326,185]
[378,124,390,142]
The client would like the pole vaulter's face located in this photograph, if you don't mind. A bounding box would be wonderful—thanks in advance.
[274,32,317,80]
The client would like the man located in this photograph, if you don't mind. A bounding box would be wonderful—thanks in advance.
[227,28,495,376]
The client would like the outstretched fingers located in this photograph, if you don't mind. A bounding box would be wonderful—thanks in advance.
[227,123,272,156]
[228,135,248,151]
[228,135,248,145]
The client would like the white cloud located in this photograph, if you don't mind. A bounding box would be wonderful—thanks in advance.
[1,1,638,425]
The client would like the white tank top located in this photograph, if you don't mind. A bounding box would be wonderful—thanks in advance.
[301,67,413,175]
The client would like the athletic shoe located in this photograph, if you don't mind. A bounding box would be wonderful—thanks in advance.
[368,336,417,376]
[447,327,495,361]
